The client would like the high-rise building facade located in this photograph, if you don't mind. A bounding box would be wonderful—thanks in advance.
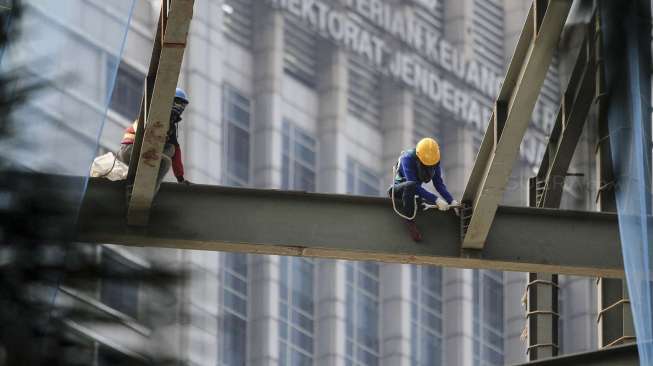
[22,0,603,365]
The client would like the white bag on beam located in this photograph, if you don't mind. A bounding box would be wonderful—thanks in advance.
[90,152,128,181]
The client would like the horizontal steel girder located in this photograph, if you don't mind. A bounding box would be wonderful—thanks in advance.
[514,343,638,366]
[77,178,625,278]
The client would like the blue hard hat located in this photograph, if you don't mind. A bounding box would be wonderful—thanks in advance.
[175,88,189,104]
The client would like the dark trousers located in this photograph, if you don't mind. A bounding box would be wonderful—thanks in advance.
[388,181,420,218]
[117,143,174,193]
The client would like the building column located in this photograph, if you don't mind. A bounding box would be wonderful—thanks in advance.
[252,4,284,189]
[380,82,414,185]
[317,43,348,194]
[442,269,474,366]
[315,259,347,366]
[248,255,281,366]
[174,1,223,360]
[248,7,284,364]
[380,264,411,366]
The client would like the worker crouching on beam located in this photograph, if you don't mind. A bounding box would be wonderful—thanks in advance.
[388,137,458,242]
[118,88,191,192]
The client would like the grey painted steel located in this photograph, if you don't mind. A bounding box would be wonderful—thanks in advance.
[598,278,635,347]
[514,343,638,366]
[527,272,559,360]
[77,178,625,278]
[533,20,596,208]
[127,0,194,226]
[527,13,598,360]
[594,6,636,349]
[462,0,572,249]
[126,6,163,184]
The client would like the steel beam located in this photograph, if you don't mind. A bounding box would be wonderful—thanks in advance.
[532,21,596,208]
[514,343,638,366]
[127,0,194,226]
[595,3,636,349]
[76,178,625,278]
[527,13,599,360]
[461,0,572,249]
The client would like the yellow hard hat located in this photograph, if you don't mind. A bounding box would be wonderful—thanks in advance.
[416,137,440,166]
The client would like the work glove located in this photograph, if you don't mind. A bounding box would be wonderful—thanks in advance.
[450,199,460,216]
[435,197,449,211]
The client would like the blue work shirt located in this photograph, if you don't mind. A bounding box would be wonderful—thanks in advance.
[394,149,454,204]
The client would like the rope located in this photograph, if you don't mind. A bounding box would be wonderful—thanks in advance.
[391,156,418,220]
[97,153,118,178]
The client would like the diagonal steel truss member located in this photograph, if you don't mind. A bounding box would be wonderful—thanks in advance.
[77,178,625,278]
[461,0,572,249]
[531,18,597,209]
[127,0,194,226]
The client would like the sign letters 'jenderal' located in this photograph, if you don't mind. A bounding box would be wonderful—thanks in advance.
[269,0,558,167]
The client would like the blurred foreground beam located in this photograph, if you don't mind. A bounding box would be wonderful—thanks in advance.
[78,178,625,278]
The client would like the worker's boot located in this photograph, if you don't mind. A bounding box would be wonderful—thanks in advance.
[405,220,422,242]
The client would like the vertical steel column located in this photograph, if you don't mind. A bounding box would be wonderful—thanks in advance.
[527,180,560,360]
[594,7,636,348]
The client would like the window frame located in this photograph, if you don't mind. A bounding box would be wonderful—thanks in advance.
[222,84,253,187]
[281,119,317,192]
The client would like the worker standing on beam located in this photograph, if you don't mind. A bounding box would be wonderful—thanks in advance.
[118,88,191,191]
[388,137,458,241]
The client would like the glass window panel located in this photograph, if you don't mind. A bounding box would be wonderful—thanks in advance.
[282,155,290,190]
[280,323,288,340]
[359,181,379,196]
[225,253,247,276]
[231,104,250,128]
[280,302,288,320]
[232,89,250,109]
[225,290,246,315]
[292,309,313,332]
[109,60,144,121]
[358,348,379,366]
[279,343,288,365]
[425,312,442,330]
[361,261,379,276]
[225,272,247,295]
[223,313,247,366]
[359,272,378,297]
[294,143,315,166]
[227,124,250,182]
[100,250,140,319]
[290,350,312,366]
[291,328,313,353]
[293,163,315,192]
